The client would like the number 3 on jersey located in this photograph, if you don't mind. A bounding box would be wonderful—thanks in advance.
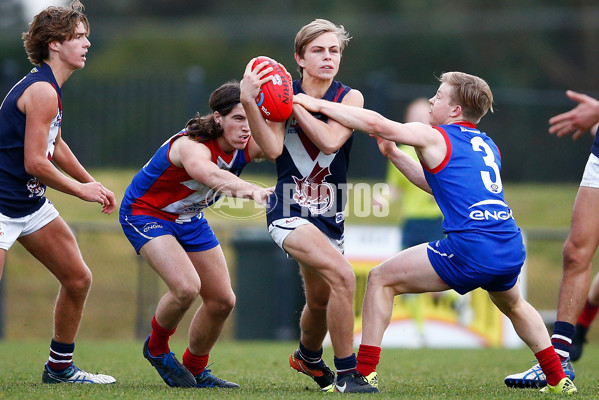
[471,136,502,194]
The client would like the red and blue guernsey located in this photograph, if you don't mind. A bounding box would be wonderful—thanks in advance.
[266,80,352,240]
[0,63,62,217]
[424,122,526,275]
[120,130,251,223]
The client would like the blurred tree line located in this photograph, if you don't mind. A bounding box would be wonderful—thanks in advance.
[1,0,598,181]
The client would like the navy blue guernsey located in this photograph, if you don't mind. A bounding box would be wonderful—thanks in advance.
[0,63,62,217]
[266,80,352,240]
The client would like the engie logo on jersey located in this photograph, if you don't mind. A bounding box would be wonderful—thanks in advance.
[468,199,514,221]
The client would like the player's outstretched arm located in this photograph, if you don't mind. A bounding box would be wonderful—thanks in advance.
[293,93,433,149]
[292,89,363,155]
[549,90,599,140]
[174,136,270,206]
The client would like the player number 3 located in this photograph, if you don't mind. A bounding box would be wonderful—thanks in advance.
[471,136,502,194]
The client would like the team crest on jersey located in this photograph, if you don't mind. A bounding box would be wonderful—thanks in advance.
[292,163,334,215]
[26,177,45,198]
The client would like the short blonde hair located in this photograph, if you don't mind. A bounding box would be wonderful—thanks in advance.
[439,71,494,124]
[294,19,351,76]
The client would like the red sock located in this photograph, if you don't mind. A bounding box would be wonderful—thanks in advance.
[577,300,599,329]
[535,346,566,386]
[356,344,381,377]
[182,348,209,377]
[148,315,176,356]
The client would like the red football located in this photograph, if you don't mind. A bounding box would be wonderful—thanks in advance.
[252,56,293,122]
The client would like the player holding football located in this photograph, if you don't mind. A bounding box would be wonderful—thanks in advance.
[0,1,116,384]
[241,19,378,393]
[293,71,577,395]
[120,81,271,388]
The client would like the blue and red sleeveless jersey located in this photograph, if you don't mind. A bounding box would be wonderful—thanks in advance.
[0,63,62,217]
[120,131,251,223]
[424,122,525,270]
[266,80,352,240]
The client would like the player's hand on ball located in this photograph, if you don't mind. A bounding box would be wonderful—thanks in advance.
[241,58,273,101]
[246,56,293,122]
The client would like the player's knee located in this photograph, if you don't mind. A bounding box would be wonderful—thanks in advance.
[173,283,201,308]
[563,239,594,271]
[62,265,92,296]
[206,292,236,318]
[366,265,386,288]
[305,295,329,313]
[331,265,356,293]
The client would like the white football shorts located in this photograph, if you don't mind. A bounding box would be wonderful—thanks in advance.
[580,153,599,189]
[268,216,344,255]
[0,199,59,250]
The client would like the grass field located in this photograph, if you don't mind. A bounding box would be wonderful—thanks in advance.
[0,340,597,399]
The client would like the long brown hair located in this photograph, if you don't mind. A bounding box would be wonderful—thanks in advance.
[22,0,89,66]
[185,81,240,143]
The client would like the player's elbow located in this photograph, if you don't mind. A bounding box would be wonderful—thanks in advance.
[260,141,284,160]
[24,158,45,177]
[263,147,283,161]
[368,113,388,135]
[320,143,340,155]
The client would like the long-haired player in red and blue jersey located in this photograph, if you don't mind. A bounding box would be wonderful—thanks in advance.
[120,81,271,389]
[294,71,576,395]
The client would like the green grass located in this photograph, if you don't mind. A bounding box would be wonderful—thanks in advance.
[0,340,597,399]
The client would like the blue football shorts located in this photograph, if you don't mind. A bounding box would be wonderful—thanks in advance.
[427,236,522,295]
[120,213,219,254]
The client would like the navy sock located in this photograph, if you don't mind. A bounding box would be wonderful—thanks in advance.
[48,339,75,373]
[552,321,575,361]
[334,353,357,376]
[297,342,324,368]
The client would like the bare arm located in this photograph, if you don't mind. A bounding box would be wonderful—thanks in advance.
[240,58,287,160]
[375,136,432,194]
[294,93,432,146]
[292,89,364,155]
[52,134,117,214]
[20,82,115,213]
[294,94,446,169]
[549,90,599,140]
[172,137,271,205]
